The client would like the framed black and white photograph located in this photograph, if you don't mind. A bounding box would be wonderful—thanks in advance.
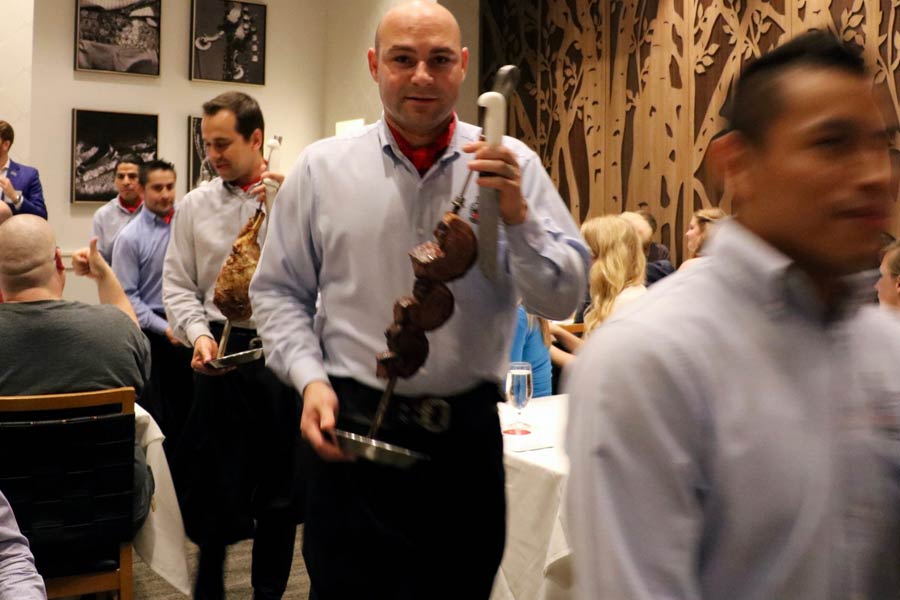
[191,0,267,85]
[75,0,161,76]
[187,116,216,192]
[71,109,158,203]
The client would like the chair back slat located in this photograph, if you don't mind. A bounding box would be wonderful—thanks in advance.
[0,387,134,414]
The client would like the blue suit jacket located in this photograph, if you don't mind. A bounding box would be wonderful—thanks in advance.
[5,160,47,219]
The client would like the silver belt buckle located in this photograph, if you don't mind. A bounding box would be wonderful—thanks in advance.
[416,397,451,433]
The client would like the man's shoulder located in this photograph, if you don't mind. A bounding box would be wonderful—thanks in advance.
[583,266,726,360]
[93,197,119,219]
[8,160,37,176]
[115,214,142,243]
[302,124,381,160]
[854,305,900,348]
[176,179,228,214]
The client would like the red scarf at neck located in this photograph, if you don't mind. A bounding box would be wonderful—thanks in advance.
[120,197,142,213]
[387,116,456,176]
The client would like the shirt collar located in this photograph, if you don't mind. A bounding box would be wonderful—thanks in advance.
[0,158,9,174]
[378,114,462,175]
[707,218,877,322]
[139,204,174,226]
[118,196,142,214]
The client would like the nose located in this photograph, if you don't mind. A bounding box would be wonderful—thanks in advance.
[411,60,433,86]
[857,145,891,197]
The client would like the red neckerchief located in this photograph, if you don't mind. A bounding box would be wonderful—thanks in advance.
[161,208,175,225]
[387,116,456,176]
[120,197,142,214]
[239,178,262,193]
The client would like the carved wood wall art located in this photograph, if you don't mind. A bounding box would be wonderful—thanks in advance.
[481,0,900,263]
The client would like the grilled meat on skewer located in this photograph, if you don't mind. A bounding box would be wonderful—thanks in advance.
[213,208,265,322]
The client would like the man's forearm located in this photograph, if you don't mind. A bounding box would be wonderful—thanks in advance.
[96,273,139,325]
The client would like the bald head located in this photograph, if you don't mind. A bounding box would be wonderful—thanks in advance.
[374,1,462,52]
[0,215,59,296]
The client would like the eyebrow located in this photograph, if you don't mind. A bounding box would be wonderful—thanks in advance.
[385,45,456,55]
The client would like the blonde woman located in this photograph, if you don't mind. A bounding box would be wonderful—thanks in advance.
[681,207,727,269]
[551,215,647,365]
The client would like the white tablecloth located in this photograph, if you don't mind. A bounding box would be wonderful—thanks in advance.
[134,405,191,595]
[491,394,573,600]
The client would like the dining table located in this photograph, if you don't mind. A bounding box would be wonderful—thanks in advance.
[490,394,574,600]
[134,404,192,595]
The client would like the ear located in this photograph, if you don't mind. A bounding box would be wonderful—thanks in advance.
[460,47,469,80]
[54,247,65,272]
[367,47,379,83]
[250,128,263,152]
[720,131,756,205]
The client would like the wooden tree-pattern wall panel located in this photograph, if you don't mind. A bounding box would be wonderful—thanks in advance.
[481,0,900,262]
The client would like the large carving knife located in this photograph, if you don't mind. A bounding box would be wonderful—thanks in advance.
[476,65,519,281]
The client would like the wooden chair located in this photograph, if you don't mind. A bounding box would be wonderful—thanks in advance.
[0,387,136,600]
[558,322,585,335]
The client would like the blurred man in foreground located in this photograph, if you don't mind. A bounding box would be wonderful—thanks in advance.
[567,32,900,599]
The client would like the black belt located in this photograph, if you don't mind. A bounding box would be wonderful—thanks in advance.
[329,376,501,454]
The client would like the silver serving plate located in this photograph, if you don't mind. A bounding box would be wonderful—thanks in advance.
[334,429,428,468]
[207,347,264,369]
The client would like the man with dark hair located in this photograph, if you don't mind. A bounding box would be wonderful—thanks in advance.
[92,154,143,264]
[567,31,900,598]
[250,2,589,598]
[162,92,300,600]
[0,121,46,219]
[113,159,193,461]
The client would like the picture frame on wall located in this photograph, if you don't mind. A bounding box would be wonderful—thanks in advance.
[187,116,216,192]
[75,0,161,76]
[71,109,158,203]
[191,0,267,85]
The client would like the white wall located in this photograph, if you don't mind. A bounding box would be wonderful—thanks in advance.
[19,0,478,303]
[322,0,480,135]
[2,0,35,162]
[29,0,326,301]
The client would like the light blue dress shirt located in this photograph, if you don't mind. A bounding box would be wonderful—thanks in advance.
[250,118,590,397]
[565,219,900,599]
[92,196,141,264]
[112,206,171,335]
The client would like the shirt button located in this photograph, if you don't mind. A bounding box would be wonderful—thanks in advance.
[417,227,425,236]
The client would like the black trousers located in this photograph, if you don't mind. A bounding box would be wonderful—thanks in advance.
[303,377,506,600]
[140,326,194,466]
[174,323,304,599]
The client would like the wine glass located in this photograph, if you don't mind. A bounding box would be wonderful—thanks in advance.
[503,362,533,435]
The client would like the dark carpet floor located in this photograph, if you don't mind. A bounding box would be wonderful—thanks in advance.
[132,525,310,599]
